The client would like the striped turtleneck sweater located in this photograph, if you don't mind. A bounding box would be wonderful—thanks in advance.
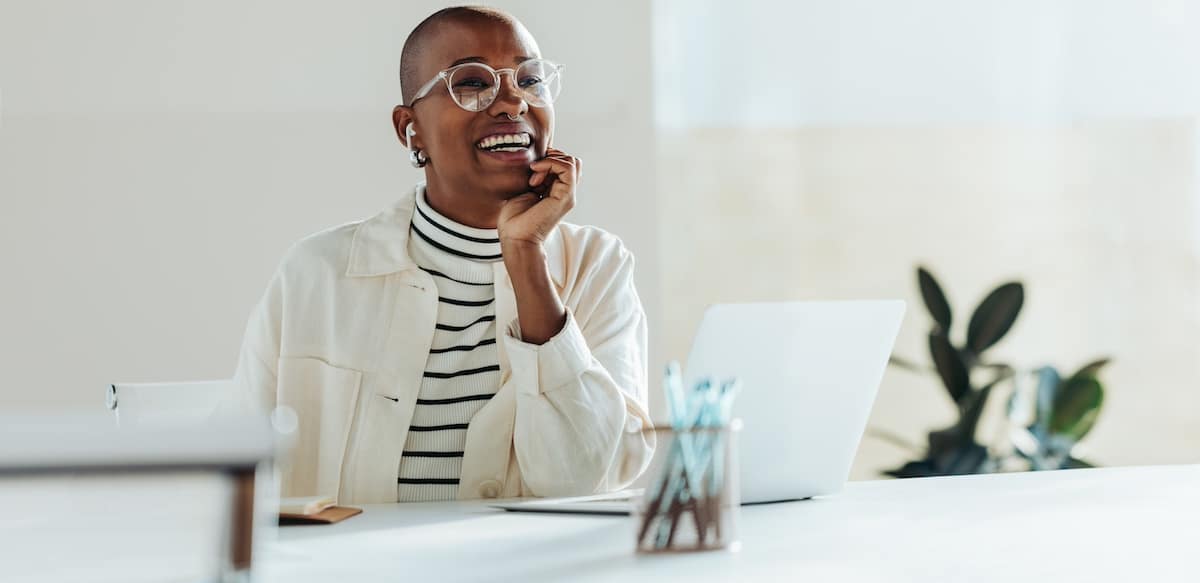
[397,190,505,502]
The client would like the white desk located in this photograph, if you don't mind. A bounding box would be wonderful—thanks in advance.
[262,465,1198,582]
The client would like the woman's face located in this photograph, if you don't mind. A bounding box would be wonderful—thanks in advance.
[399,18,554,201]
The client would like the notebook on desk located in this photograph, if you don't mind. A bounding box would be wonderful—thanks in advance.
[278,496,362,525]
[490,489,639,516]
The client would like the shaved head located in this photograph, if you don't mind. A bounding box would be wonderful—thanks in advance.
[400,6,530,105]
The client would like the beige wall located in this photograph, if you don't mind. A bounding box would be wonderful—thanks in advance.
[0,1,660,412]
[658,121,1200,478]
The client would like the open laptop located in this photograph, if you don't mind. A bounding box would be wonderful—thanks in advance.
[494,300,905,514]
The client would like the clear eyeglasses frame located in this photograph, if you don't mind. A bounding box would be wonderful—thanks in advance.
[408,57,564,112]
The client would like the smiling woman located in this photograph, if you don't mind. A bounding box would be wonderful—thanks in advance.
[225,6,655,504]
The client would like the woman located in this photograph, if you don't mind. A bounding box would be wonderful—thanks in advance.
[230,6,654,504]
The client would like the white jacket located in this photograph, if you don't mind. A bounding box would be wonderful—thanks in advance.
[230,185,655,504]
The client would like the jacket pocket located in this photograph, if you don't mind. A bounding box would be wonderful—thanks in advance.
[276,357,363,500]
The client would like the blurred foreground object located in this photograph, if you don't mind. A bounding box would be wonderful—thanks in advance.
[106,379,233,427]
[0,415,280,583]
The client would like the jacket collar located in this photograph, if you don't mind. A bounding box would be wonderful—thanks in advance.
[345,183,566,287]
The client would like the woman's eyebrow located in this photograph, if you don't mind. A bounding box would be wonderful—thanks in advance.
[446,55,536,67]
[448,56,486,67]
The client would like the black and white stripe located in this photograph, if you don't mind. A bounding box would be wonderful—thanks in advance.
[398,188,504,502]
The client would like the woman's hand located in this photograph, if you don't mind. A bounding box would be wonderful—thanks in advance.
[497,147,581,344]
[497,147,581,249]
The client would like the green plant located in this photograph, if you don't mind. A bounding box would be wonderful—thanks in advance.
[1009,360,1108,470]
[886,266,1108,477]
[886,267,1023,477]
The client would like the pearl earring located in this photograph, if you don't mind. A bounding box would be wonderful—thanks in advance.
[410,149,428,168]
[406,123,428,168]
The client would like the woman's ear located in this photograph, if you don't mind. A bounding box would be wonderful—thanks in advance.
[392,105,417,149]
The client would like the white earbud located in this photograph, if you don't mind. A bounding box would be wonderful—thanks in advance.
[405,122,417,148]
[406,122,428,168]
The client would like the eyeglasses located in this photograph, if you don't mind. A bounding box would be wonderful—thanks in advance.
[408,58,564,112]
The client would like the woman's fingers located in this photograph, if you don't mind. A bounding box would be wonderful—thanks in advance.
[529,169,548,188]
[526,147,580,211]
[501,149,581,242]
[529,156,580,187]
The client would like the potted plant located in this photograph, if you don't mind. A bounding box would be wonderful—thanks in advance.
[886,267,1107,477]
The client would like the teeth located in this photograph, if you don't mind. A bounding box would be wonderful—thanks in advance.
[477,133,531,150]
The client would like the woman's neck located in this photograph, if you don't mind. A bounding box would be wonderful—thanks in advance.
[423,177,505,230]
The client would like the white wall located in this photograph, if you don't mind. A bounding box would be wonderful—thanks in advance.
[0,0,659,412]
[655,0,1200,127]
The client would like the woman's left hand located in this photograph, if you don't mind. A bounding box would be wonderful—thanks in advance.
[498,147,581,248]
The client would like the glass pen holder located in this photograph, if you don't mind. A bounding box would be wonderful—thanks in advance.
[634,419,742,553]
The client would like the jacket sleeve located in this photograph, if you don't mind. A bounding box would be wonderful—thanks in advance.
[223,268,284,416]
[502,244,656,497]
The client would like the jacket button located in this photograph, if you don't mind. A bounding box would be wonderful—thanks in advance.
[479,479,501,499]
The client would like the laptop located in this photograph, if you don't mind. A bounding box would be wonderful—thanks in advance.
[494,300,905,514]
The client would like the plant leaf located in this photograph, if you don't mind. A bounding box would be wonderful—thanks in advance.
[1065,457,1095,469]
[942,442,990,475]
[1050,375,1104,441]
[917,267,953,332]
[927,425,966,460]
[966,282,1024,353]
[888,354,931,374]
[1072,407,1103,442]
[1072,358,1111,379]
[1032,366,1061,438]
[864,427,923,454]
[924,381,999,465]
[925,423,989,475]
[958,381,997,441]
[928,331,970,404]
[884,460,940,479]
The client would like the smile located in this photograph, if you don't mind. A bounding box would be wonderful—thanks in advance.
[476,133,532,152]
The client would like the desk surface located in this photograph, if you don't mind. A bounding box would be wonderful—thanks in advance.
[261,465,1198,582]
